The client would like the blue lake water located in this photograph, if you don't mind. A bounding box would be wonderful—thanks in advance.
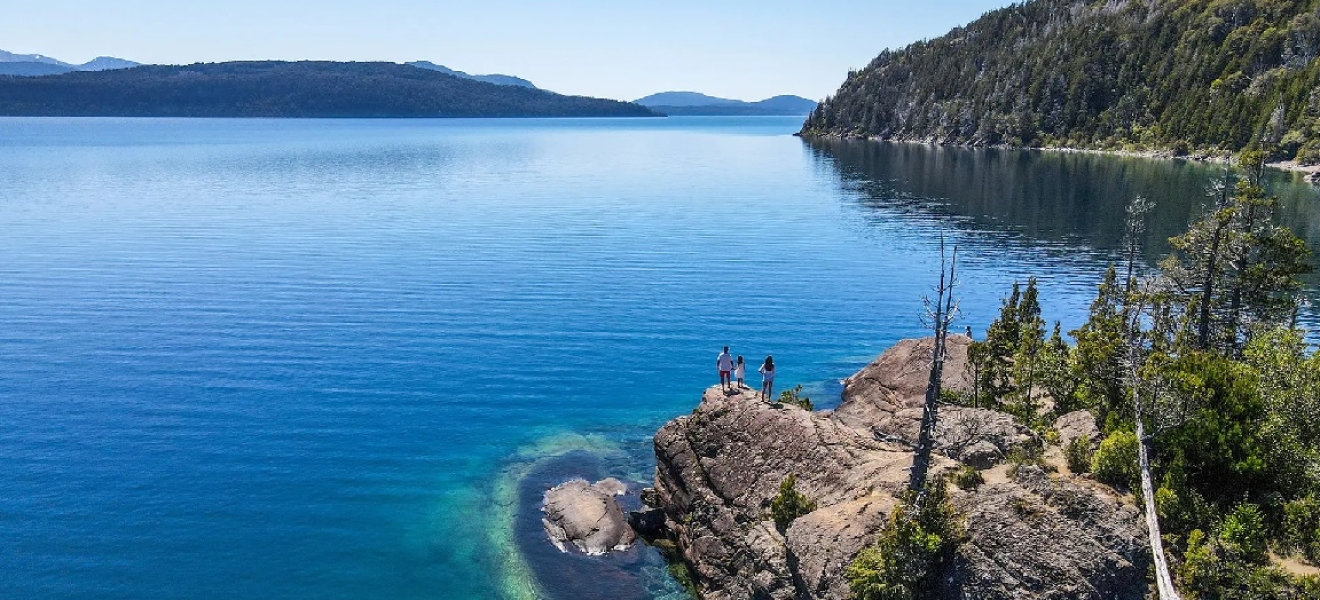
[1,116,1316,599]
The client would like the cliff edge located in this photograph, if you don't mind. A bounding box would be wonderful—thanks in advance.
[652,336,1150,599]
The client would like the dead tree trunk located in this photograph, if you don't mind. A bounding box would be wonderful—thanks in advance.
[909,241,958,497]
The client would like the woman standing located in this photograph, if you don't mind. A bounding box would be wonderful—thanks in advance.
[758,356,775,401]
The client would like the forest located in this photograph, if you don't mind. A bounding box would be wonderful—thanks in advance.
[802,0,1320,164]
[0,61,656,118]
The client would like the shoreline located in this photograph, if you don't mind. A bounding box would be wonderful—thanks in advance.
[798,132,1320,184]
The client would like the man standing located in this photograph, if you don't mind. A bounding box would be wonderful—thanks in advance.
[717,346,735,392]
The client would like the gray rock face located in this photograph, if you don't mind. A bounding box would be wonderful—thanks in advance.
[653,337,1151,600]
[939,466,1150,599]
[1054,410,1101,449]
[833,335,1035,465]
[542,478,637,555]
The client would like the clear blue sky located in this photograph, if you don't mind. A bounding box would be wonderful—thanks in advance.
[3,1,1012,101]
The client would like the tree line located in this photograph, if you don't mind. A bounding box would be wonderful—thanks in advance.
[0,61,656,118]
[803,0,1320,165]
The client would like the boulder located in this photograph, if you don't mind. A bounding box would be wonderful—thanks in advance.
[1054,410,1101,449]
[542,478,637,555]
[959,440,1004,469]
[833,335,1035,460]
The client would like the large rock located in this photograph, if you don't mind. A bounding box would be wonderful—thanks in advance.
[1054,410,1101,449]
[939,466,1149,599]
[653,337,1151,600]
[542,478,637,555]
[833,335,1035,464]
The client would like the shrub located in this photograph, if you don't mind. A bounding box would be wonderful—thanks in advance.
[1219,503,1268,564]
[1042,428,1061,446]
[1064,436,1094,473]
[770,475,816,531]
[951,465,984,490]
[846,479,962,600]
[1091,430,1138,490]
[1282,496,1320,562]
[778,385,813,411]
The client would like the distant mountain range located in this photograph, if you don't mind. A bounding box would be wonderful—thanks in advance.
[0,50,140,76]
[635,92,817,116]
[406,61,536,89]
[0,61,656,118]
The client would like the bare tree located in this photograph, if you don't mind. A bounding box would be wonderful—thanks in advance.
[909,238,959,498]
[1120,196,1186,600]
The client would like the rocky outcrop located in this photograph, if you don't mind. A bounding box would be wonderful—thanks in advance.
[1054,410,1101,449]
[653,336,1151,600]
[542,478,636,555]
[833,335,1035,466]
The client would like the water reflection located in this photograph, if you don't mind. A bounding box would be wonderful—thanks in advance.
[804,138,1320,263]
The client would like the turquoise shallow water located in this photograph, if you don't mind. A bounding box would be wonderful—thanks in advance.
[0,116,1316,599]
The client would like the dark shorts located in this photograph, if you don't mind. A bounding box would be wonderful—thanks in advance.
[719,370,731,377]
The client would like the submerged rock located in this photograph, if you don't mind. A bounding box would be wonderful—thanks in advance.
[542,478,637,555]
[652,337,1150,599]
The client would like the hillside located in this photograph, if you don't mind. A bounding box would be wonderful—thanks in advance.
[0,61,656,118]
[0,62,73,76]
[406,60,537,88]
[636,91,817,115]
[801,0,1320,164]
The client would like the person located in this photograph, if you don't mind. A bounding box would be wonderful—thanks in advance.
[734,356,746,389]
[717,346,735,392]
[758,355,775,401]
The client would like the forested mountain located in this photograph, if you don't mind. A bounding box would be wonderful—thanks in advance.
[0,61,655,118]
[801,0,1320,164]
[0,62,74,76]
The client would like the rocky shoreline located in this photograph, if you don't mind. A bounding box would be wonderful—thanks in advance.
[641,335,1151,599]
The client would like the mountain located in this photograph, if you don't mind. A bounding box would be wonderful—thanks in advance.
[0,50,72,67]
[802,0,1320,165]
[633,91,740,107]
[635,91,817,115]
[0,62,74,76]
[406,61,536,88]
[0,50,139,74]
[79,56,140,71]
[0,61,656,118]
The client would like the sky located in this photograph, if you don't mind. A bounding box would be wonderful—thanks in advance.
[2,0,1014,102]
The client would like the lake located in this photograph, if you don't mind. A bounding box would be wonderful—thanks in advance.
[0,116,1315,600]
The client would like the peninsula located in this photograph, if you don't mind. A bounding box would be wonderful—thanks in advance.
[0,61,656,118]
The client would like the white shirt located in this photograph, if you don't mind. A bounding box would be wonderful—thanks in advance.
[759,365,775,382]
[717,352,734,371]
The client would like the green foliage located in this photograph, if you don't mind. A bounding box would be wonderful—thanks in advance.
[1092,430,1139,490]
[846,479,962,600]
[778,385,814,411]
[1160,352,1270,504]
[951,465,984,490]
[1179,526,1317,600]
[1064,436,1094,474]
[1220,503,1269,564]
[1281,496,1320,562]
[968,278,1053,423]
[770,475,816,531]
[803,0,1320,162]
[1070,266,1129,426]
[1244,328,1320,496]
[0,61,656,118]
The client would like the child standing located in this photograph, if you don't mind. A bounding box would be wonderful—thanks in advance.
[734,356,746,389]
[758,355,775,401]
